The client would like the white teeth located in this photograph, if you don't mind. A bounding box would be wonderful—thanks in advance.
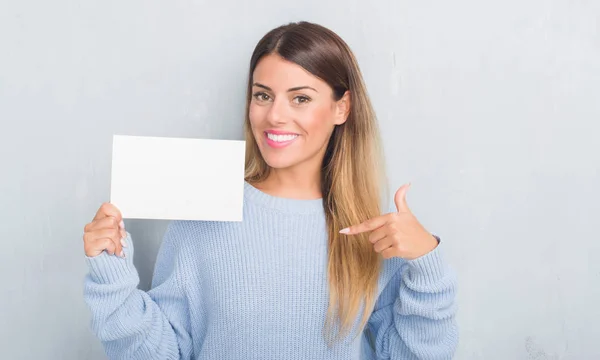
[267,133,298,142]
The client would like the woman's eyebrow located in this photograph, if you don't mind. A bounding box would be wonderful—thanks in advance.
[288,86,318,93]
[253,83,318,93]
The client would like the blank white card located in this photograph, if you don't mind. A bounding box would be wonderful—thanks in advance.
[110,135,246,221]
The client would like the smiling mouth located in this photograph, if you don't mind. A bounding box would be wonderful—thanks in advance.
[266,132,299,142]
[264,131,299,148]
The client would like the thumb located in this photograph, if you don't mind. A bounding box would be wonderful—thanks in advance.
[394,183,411,213]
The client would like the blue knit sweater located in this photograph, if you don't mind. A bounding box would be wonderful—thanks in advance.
[84,181,458,359]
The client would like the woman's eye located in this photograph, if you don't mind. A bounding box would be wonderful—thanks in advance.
[253,92,271,102]
[293,96,311,105]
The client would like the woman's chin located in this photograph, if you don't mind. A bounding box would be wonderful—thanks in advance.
[263,157,296,170]
[259,151,300,170]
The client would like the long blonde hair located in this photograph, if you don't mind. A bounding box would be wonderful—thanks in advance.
[243,21,387,343]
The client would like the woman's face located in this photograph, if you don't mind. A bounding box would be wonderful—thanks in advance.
[248,54,349,172]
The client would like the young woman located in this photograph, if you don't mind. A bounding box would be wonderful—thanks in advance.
[83,21,458,359]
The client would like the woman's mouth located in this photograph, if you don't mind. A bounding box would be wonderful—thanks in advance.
[264,131,299,148]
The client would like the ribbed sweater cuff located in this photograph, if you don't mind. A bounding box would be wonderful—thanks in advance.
[85,235,137,284]
[405,241,449,287]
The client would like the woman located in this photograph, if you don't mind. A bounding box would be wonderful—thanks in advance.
[83,21,458,359]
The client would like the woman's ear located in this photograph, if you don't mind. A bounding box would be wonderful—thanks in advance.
[334,91,351,125]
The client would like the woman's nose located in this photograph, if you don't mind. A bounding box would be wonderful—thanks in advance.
[266,99,288,125]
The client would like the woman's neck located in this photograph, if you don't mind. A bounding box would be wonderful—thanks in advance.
[251,170,322,200]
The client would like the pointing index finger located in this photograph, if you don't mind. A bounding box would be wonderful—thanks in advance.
[339,215,388,235]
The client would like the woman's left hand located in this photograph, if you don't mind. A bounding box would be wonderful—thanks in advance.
[339,183,438,260]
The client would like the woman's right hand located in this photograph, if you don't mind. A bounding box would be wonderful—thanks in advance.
[83,203,127,258]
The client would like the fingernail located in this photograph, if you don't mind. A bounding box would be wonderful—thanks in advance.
[121,237,127,248]
[339,228,350,234]
[119,250,125,258]
[119,220,125,229]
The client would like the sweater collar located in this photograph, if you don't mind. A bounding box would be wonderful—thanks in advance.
[243,181,324,214]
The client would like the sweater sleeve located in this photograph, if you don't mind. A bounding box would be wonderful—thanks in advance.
[366,241,458,359]
[83,221,193,360]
